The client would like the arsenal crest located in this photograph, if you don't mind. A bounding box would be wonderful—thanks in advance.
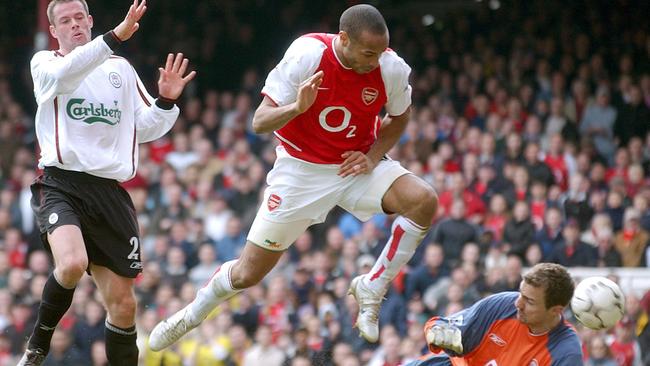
[362,87,379,105]
[267,194,282,212]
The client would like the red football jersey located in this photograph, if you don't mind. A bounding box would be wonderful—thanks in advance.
[261,33,412,164]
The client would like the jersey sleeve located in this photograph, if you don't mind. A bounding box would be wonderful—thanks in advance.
[261,36,325,106]
[128,65,179,143]
[30,36,113,104]
[424,292,519,356]
[551,353,584,366]
[548,321,584,366]
[379,50,412,116]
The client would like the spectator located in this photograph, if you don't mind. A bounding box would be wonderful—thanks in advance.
[163,246,189,292]
[585,335,616,366]
[225,324,251,366]
[438,173,486,223]
[72,300,105,360]
[165,132,199,175]
[502,201,535,259]
[188,243,220,288]
[405,244,448,300]
[580,86,617,161]
[614,208,650,267]
[610,316,644,366]
[42,329,84,366]
[491,255,523,293]
[243,325,285,366]
[431,200,479,266]
[563,173,594,231]
[614,85,650,147]
[523,142,554,187]
[4,301,33,355]
[215,217,246,263]
[483,194,509,242]
[549,219,597,267]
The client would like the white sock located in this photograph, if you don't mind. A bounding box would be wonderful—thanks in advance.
[363,216,428,294]
[187,260,241,324]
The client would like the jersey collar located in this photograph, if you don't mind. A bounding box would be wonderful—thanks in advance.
[332,36,352,70]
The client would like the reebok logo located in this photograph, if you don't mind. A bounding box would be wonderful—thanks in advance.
[66,98,122,125]
[488,333,506,347]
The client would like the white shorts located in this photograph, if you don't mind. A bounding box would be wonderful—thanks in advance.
[247,146,409,251]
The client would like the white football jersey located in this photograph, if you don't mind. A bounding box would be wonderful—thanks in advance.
[31,35,179,181]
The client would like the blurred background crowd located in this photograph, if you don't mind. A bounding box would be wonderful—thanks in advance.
[0,0,650,365]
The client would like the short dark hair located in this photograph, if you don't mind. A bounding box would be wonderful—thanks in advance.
[339,4,388,40]
[47,0,89,25]
[523,263,575,309]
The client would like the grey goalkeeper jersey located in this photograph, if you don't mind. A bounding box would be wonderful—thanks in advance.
[31,35,179,181]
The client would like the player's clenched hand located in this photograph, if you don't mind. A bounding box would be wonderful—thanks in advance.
[294,71,324,114]
[338,151,378,177]
[158,53,197,100]
[113,0,147,41]
[426,324,463,354]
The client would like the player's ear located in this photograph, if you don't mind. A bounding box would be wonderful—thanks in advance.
[550,304,564,316]
[88,14,93,29]
[339,31,350,47]
[49,24,58,39]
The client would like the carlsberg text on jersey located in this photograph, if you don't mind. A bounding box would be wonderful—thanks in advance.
[67,98,122,125]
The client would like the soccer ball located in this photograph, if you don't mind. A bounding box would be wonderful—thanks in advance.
[571,276,625,330]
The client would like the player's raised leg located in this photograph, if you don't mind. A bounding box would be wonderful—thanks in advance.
[350,174,437,342]
[148,242,282,350]
[149,216,312,350]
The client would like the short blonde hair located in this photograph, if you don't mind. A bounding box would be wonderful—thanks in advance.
[47,0,89,25]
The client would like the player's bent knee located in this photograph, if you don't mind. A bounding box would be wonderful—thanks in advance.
[414,186,438,218]
[107,294,136,325]
[56,258,88,284]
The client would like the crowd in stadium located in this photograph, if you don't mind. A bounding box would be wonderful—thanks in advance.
[1,0,650,365]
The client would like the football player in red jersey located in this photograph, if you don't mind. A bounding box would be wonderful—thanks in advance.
[150,4,438,349]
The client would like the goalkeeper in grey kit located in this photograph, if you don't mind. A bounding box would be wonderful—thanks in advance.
[19,0,195,365]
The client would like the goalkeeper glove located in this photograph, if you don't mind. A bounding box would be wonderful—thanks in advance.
[426,323,463,354]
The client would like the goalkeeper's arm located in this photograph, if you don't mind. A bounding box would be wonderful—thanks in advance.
[425,321,463,354]
[422,292,521,356]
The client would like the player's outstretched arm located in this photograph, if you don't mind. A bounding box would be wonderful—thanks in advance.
[157,53,196,101]
[252,71,324,134]
[113,0,148,41]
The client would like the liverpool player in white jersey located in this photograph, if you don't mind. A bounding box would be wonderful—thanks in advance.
[19,0,195,365]
[150,3,437,349]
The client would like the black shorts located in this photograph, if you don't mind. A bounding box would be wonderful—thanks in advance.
[31,167,142,278]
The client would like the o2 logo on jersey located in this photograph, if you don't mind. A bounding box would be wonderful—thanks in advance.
[362,87,379,105]
[319,106,356,138]
[529,360,538,366]
[109,72,122,88]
